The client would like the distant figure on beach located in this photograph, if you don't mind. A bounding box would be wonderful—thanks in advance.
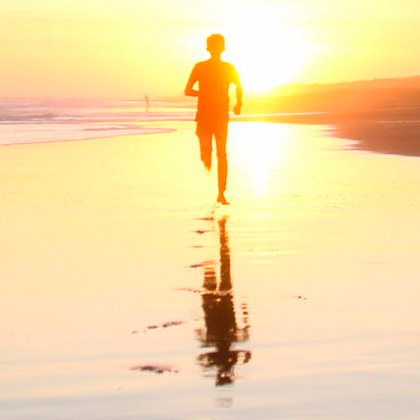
[144,94,150,112]
[185,34,242,205]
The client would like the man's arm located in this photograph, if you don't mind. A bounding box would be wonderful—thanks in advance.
[233,68,242,115]
[233,81,243,115]
[184,65,199,97]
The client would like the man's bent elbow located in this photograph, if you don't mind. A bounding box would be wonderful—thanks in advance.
[185,88,198,97]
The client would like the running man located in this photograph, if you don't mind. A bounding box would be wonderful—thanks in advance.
[185,34,242,205]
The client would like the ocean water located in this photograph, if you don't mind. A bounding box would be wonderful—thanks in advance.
[0,98,195,145]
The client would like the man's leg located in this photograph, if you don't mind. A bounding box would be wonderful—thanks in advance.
[196,124,212,171]
[214,123,228,203]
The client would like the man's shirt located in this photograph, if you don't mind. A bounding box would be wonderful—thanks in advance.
[189,59,240,128]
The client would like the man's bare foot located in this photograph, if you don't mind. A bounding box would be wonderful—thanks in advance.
[217,194,229,205]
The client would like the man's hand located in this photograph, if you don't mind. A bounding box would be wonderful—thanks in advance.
[233,103,242,115]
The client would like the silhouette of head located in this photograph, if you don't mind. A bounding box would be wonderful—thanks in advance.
[207,34,225,56]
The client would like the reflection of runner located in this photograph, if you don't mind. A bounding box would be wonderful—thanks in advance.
[185,34,243,205]
[196,217,251,386]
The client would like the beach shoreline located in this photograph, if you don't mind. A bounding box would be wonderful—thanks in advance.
[3,96,420,159]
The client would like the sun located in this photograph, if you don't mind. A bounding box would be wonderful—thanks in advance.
[225,26,315,93]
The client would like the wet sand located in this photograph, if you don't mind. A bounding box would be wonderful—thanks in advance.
[236,110,420,158]
[335,120,420,157]
[1,121,420,419]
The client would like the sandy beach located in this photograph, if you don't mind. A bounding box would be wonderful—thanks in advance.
[1,120,420,419]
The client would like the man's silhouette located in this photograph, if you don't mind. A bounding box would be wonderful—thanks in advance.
[185,34,242,205]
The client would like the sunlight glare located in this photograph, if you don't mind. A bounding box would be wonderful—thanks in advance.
[224,18,316,93]
[231,123,292,196]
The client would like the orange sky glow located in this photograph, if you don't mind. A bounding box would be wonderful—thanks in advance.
[1,0,420,98]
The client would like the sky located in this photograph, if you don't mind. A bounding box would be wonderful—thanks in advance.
[1,0,420,98]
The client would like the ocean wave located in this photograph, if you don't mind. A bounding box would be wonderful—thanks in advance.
[0,99,191,145]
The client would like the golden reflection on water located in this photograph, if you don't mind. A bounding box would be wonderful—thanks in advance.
[231,123,292,197]
[195,216,251,386]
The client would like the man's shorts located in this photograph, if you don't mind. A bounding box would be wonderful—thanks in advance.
[195,119,228,139]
